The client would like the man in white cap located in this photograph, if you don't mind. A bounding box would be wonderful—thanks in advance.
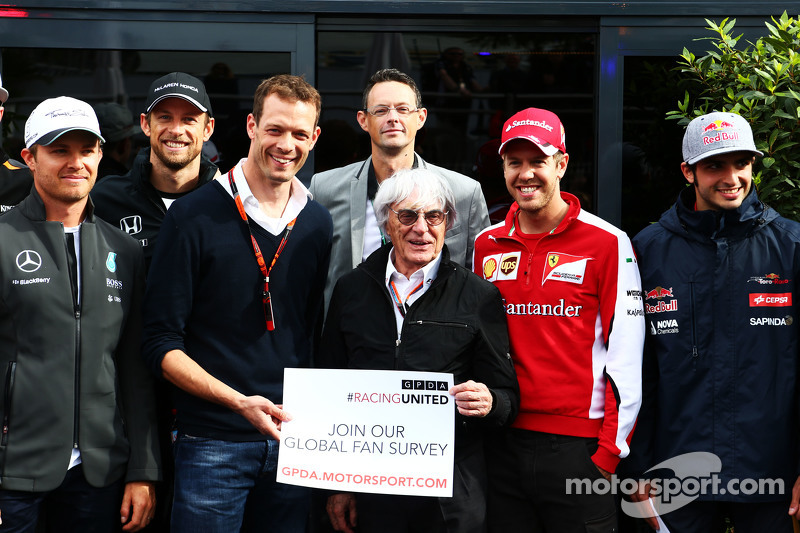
[624,112,800,532]
[0,64,34,212]
[472,107,644,532]
[92,72,218,270]
[0,96,161,532]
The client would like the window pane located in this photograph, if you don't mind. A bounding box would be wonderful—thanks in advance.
[316,31,595,217]
[1,48,291,173]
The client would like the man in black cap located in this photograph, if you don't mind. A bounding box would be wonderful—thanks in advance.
[92,72,218,269]
[0,60,34,212]
[91,72,218,532]
[94,102,137,180]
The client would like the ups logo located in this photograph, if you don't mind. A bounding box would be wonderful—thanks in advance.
[500,257,518,275]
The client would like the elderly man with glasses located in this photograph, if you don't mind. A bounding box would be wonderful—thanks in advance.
[318,167,519,533]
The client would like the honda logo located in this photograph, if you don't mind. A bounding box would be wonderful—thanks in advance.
[120,215,143,235]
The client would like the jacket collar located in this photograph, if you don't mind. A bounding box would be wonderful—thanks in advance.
[501,191,581,238]
[131,147,219,192]
[18,185,96,223]
[360,242,454,284]
[661,186,775,241]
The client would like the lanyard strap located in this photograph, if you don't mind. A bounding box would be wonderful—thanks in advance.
[388,280,424,318]
[228,170,296,331]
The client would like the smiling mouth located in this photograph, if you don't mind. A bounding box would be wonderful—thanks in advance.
[519,186,540,194]
[718,187,742,194]
[271,155,294,165]
[164,140,188,149]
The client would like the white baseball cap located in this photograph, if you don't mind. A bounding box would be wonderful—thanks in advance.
[24,96,105,149]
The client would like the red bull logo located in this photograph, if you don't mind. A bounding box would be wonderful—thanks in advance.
[702,119,739,146]
[645,286,674,300]
[702,120,735,132]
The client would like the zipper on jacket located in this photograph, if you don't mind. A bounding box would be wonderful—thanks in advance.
[689,281,698,368]
[411,319,470,329]
[65,236,82,450]
[73,307,81,449]
[2,362,16,446]
[394,339,401,370]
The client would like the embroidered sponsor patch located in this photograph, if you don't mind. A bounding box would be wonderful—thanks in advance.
[542,252,589,285]
[106,252,117,273]
[749,293,792,307]
[482,252,521,281]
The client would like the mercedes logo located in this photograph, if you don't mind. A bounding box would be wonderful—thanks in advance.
[15,250,43,273]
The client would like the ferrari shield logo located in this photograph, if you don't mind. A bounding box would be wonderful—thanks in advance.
[548,254,559,268]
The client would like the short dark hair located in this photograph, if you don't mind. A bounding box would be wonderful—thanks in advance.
[362,69,422,111]
[252,74,321,127]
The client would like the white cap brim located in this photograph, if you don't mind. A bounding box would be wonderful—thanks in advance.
[34,127,105,148]
[499,135,559,156]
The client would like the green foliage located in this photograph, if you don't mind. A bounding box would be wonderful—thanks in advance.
[667,12,800,220]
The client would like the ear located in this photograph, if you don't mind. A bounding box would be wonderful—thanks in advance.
[309,126,321,150]
[246,113,257,140]
[680,162,695,184]
[140,113,151,137]
[557,153,569,179]
[21,147,35,171]
[203,117,215,142]
[416,107,428,129]
[356,110,369,133]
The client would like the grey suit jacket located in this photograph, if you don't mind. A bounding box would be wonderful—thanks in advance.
[310,153,490,310]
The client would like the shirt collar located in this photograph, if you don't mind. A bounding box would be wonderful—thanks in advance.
[217,158,312,234]
[385,247,442,286]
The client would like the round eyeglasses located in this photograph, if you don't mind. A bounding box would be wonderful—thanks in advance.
[363,105,419,117]
[390,208,448,227]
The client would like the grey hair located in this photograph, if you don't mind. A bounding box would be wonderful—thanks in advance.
[374,168,457,233]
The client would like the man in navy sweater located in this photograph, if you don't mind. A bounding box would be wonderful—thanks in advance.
[142,75,332,533]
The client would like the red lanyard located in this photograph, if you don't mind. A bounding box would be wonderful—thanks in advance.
[388,280,424,318]
[227,170,296,331]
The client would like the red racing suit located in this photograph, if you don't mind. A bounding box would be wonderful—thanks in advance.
[473,192,644,472]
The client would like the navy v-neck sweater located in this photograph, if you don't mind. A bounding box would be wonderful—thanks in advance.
[143,180,332,440]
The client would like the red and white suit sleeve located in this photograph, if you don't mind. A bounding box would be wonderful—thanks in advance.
[591,228,645,473]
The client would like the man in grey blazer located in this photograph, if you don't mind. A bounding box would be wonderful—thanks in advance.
[310,68,489,309]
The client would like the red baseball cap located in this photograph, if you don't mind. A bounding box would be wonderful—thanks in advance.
[499,107,566,156]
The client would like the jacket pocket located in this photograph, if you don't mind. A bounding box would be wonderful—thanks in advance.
[2,362,16,446]
[402,320,474,370]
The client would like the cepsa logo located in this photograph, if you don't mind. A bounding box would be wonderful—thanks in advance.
[749,293,792,307]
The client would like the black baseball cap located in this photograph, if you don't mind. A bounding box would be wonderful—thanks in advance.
[144,72,213,117]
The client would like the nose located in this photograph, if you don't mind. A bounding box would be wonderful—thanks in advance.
[275,132,293,153]
[167,118,183,136]
[66,150,85,170]
[410,212,429,233]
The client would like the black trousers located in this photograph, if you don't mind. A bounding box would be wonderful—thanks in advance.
[662,500,794,533]
[487,429,617,533]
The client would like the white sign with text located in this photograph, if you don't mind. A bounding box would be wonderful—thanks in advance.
[277,368,454,497]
